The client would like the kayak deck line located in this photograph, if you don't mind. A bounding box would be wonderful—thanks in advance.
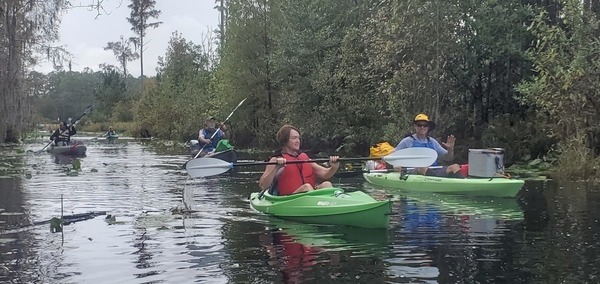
[364,172,524,198]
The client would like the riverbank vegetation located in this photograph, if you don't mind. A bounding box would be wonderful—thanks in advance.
[2,0,600,179]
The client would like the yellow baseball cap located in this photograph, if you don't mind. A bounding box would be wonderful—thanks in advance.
[414,113,430,122]
[413,113,436,131]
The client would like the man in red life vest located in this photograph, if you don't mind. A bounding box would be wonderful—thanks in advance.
[259,125,340,195]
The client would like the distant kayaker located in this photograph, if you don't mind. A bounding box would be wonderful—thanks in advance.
[259,125,340,195]
[105,126,116,137]
[198,116,229,155]
[140,129,152,138]
[50,121,77,146]
[394,113,463,177]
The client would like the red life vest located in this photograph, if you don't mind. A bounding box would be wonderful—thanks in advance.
[275,152,315,195]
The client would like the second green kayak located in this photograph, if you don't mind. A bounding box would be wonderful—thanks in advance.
[363,172,524,198]
[249,188,391,229]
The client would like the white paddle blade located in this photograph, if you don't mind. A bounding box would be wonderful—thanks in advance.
[383,147,438,168]
[186,157,233,178]
[224,98,247,121]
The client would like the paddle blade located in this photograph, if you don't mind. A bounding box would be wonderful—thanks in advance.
[224,98,247,121]
[383,147,437,168]
[186,157,233,178]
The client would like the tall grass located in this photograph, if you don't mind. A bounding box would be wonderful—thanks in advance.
[552,134,600,181]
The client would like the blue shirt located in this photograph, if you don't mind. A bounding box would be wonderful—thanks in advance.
[199,128,224,152]
[395,134,448,165]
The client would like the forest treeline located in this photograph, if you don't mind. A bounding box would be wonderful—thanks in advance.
[2,0,600,177]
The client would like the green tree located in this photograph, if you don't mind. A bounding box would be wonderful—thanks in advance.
[215,0,227,47]
[127,0,162,89]
[136,32,215,141]
[0,0,68,142]
[519,0,600,157]
[94,68,127,120]
[216,0,277,146]
[447,0,533,141]
[105,35,140,81]
[268,0,370,150]
[519,0,600,178]
[41,71,100,122]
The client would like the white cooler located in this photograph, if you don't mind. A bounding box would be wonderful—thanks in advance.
[468,148,505,177]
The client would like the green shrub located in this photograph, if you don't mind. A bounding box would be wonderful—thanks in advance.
[111,101,134,122]
[552,134,600,181]
[481,114,555,165]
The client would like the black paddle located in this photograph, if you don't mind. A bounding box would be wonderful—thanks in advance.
[36,105,94,154]
[186,147,438,178]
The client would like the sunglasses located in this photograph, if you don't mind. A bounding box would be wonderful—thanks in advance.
[415,123,429,128]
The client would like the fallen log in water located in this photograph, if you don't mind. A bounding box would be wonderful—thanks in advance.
[0,211,107,235]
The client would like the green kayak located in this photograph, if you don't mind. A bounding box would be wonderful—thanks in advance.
[249,187,391,229]
[363,172,524,198]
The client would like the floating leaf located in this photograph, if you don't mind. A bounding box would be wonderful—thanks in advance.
[50,217,62,233]
[72,159,81,171]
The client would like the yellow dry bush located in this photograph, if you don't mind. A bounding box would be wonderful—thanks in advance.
[552,134,600,181]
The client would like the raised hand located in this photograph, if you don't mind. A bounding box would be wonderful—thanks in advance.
[443,135,456,150]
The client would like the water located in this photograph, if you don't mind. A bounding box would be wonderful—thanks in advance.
[1,136,599,283]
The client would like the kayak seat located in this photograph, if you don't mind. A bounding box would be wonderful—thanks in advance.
[267,167,285,196]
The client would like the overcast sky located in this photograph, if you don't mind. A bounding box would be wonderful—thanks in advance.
[35,0,220,77]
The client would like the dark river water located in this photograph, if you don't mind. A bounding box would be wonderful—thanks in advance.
[1,135,599,283]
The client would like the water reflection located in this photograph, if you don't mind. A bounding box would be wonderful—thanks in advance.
[217,174,393,283]
[260,227,321,283]
[52,153,78,165]
[0,145,34,283]
[517,180,600,283]
[262,221,390,282]
[2,138,600,283]
[0,146,29,226]
[383,189,524,282]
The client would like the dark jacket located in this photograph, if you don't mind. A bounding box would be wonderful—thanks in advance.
[50,125,76,145]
